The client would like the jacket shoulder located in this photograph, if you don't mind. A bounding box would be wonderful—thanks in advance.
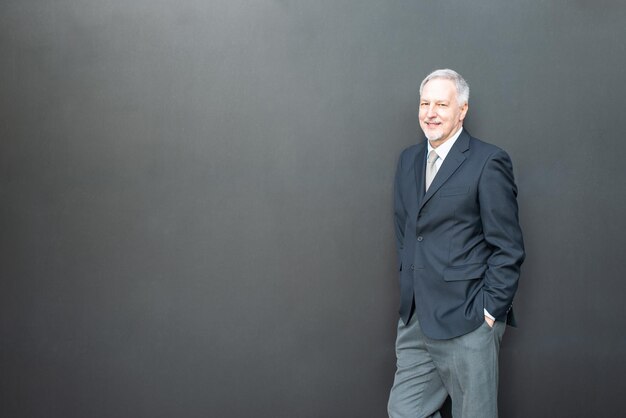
[398,141,426,162]
[467,135,510,158]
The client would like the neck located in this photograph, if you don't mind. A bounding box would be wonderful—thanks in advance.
[428,125,463,148]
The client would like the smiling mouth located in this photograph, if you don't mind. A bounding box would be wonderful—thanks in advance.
[425,121,441,127]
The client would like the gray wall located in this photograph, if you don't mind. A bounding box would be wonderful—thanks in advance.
[1,1,625,417]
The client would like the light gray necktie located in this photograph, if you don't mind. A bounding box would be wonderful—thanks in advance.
[425,150,439,191]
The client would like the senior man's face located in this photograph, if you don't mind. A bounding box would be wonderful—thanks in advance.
[419,78,468,147]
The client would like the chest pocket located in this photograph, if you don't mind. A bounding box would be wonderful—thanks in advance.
[439,186,469,197]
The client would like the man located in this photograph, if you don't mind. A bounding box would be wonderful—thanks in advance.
[388,69,525,418]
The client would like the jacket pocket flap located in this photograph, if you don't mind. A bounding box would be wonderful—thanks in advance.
[443,263,487,281]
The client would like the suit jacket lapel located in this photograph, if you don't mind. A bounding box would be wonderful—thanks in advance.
[413,142,428,208]
[419,131,470,211]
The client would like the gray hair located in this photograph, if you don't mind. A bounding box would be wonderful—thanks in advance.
[419,69,470,105]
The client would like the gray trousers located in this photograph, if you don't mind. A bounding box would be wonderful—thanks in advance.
[388,314,506,418]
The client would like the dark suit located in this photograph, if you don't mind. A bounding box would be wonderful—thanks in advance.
[393,129,525,340]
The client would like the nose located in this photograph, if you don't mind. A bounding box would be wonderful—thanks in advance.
[425,105,437,118]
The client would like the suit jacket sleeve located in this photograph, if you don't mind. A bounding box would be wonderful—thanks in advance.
[393,150,407,271]
[478,149,525,320]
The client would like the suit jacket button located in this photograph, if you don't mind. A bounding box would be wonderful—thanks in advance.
[417,236,423,241]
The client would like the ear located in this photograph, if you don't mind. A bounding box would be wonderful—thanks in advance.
[459,103,469,121]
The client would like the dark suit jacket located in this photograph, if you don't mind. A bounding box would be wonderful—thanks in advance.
[394,129,525,340]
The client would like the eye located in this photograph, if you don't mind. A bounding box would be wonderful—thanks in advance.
[438,103,448,107]
[420,102,428,107]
